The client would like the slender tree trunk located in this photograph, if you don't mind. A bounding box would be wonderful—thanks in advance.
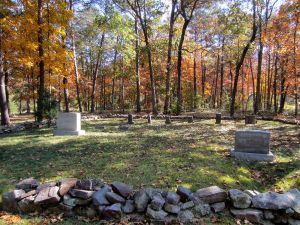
[121,77,125,113]
[219,38,225,108]
[254,25,263,114]
[4,71,10,114]
[91,34,105,112]
[294,17,298,117]
[63,77,69,112]
[230,0,257,117]
[213,54,220,109]
[111,46,118,111]
[193,51,197,109]
[143,29,157,114]
[37,0,45,122]
[164,0,177,114]
[135,18,141,113]
[0,56,10,125]
[177,20,189,114]
[266,52,272,110]
[273,55,278,113]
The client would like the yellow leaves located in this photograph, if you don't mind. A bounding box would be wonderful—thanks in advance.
[0,212,21,224]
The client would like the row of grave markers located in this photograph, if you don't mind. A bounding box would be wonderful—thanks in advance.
[53,112,273,162]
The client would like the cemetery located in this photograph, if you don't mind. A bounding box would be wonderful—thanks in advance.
[1,0,299,224]
[0,114,299,224]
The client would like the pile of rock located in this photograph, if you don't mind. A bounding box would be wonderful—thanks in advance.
[2,178,300,225]
[0,121,47,135]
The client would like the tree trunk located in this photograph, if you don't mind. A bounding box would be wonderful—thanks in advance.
[0,57,10,125]
[72,32,82,113]
[254,25,263,114]
[4,71,10,114]
[177,20,189,115]
[91,33,105,112]
[37,0,45,122]
[193,52,197,110]
[135,18,141,113]
[230,0,257,117]
[63,77,69,112]
[164,0,177,114]
[143,28,157,114]
[111,46,118,111]
[273,55,278,113]
[294,17,298,117]
[219,38,225,108]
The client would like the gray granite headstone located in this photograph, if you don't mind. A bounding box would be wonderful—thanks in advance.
[231,130,274,161]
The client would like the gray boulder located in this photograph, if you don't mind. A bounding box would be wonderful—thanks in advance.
[194,203,211,217]
[75,179,104,191]
[69,189,94,200]
[111,181,133,198]
[252,192,295,210]
[230,208,263,224]
[2,190,25,212]
[16,178,40,192]
[103,203,122,219]
[122,200,135,214]
[166,192,180,205]
[194,186,227,204]
[150,194,165,211]
[145,187,163,199]
[134,189,150,212]
[36,182,56,193]
[92,186,111,206]
[18,195,39,212]
[164,203,180,214]
[34,186,60,205]
[289,189,300,219]
[229,189,252,209]
[181,201,194,210]
[146,206,168,220]
[105,192,126,204]
[211,202,226,213]
[178,210,194,223]
[176,186,191,202]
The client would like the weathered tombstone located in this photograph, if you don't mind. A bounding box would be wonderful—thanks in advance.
[187,116,194,123]
[128,114,134,125]
[216,113,222,124]
[147,115,152,124]
[245,115,256,124]
[231,130,274,161]
[165,116,171,124]
[54,112,85,136]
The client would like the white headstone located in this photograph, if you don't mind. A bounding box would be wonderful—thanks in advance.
[54,112,85,136]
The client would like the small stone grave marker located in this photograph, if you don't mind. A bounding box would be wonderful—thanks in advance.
[231,130,274,161]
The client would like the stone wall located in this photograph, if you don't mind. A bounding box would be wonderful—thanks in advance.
[2,178,300,224]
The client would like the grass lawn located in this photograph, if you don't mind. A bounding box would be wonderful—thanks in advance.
[0,118,299,224]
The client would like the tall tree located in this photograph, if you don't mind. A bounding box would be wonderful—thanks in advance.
[177,0,200,114]
[37,0,45,122]
[164,0,179,114]
[230,0,257,117]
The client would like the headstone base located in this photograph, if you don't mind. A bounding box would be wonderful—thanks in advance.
[54,130,85,136]
[231,149,274,161]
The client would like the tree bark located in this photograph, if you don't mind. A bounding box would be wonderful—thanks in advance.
[37,0,45,122]
[135,17,141,113]
[4,71,10,114]
[219,38,225,108]
[230,0,257,117]
[273,55,278,113]
[63,77,69,112]
[164,0,178,114]
[91,33,105,112]
[177,20,189,114]
[0,57,10,125]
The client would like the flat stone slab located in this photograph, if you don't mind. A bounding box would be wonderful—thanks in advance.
[195,186,227,204]
[231,149,274,161]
